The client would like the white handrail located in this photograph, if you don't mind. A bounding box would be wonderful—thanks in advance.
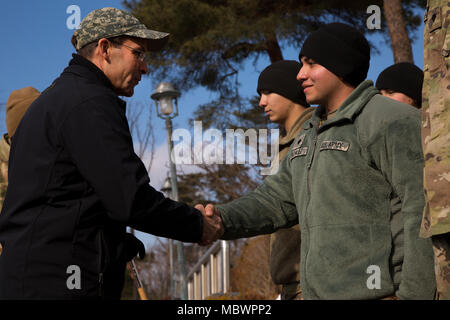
[187,240,229,300]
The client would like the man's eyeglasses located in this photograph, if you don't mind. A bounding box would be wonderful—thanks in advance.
[110,41,149,62]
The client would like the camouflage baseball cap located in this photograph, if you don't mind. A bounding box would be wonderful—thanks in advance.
[71,7,169,51]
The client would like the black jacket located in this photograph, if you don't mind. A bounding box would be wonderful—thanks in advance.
[0,54,203,299]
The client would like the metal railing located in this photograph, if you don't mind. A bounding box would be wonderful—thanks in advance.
[187,240,229,300]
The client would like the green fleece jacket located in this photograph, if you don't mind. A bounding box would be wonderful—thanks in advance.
[217,81,436,300]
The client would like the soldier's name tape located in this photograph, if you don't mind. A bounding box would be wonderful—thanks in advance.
[290,140,350,161]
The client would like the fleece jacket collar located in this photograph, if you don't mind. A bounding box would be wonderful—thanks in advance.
[279,107,315,148]
[302,80,379,131]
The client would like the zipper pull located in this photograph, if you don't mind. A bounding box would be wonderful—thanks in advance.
[98,272,104,297]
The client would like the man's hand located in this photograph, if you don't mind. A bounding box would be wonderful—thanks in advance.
[195,203,224,246]
[124,233,146,261]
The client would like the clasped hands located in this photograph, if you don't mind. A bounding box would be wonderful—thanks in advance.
[195,203,224,246]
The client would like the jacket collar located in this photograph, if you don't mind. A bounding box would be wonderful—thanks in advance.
[67,54,115,90]
[279,107,314,147]
[302,80,379,131]
[65,54,126,110]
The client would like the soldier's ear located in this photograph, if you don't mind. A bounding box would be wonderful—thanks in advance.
[97,38,112,62]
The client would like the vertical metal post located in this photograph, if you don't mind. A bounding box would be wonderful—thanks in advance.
[221,240,229,294]
[168,239,175,299]
[130,228,137,300]
[165,118,188,300]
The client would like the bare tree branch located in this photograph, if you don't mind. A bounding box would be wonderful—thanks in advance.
[126,100,155,173]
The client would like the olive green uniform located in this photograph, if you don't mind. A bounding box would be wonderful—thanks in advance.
[218,81,435,299]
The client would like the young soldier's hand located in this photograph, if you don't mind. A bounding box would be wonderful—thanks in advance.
[196,203,224,246]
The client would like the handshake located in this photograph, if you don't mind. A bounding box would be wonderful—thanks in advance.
[195,204,224,246]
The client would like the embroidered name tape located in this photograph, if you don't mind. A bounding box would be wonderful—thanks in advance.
[290,146,309,160]
[320,140,350,152]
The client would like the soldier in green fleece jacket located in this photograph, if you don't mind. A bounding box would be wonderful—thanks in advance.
[197,23,436,300]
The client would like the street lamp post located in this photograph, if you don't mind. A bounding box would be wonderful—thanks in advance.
[161,176,175,300]
[151,82,188,300]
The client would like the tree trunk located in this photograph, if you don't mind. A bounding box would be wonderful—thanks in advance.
[382,0,414,63]
[264,31,284,63]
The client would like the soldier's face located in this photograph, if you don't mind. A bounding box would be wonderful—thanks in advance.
[380,89,416,108]
[297,57,344,106]
[107,38,149,97]
[258,91,296,125]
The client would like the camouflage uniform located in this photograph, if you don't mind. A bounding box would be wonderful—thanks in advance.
[0,134,10,255]
[420,0,450,300]
[0,134,10,213]
[269,107,314,300]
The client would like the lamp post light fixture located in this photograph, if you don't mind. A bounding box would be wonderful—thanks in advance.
[151,82,180,119]
[151,82,188,300]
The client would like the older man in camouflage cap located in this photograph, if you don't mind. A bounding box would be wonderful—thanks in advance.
[0,7,221,299]
[71,7,169,53]
[70,7,169,97]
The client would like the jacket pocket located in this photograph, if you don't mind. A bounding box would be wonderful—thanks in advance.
[304,224,394,299]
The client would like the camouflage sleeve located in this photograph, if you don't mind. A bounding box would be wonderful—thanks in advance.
[420,0,450,237]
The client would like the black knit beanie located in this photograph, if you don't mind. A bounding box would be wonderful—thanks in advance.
[257,60,310,107]
[299,23,370,87]
[376,62,424,107]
